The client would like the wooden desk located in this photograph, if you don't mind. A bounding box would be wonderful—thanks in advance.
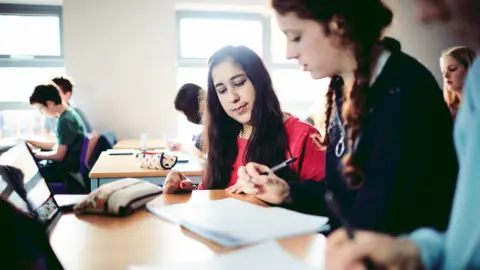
[89,152,204,190]
[114,139,167,150]
[50,190,326,270]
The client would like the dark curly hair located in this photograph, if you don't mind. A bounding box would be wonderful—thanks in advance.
[272,0,393,188]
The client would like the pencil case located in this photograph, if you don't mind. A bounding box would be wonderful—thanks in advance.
[136,151,178,170]
[74,178,163,216]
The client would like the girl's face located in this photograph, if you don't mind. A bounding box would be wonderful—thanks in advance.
[440,55,468,93]
[211,59,255,125]
[275,12,350,80]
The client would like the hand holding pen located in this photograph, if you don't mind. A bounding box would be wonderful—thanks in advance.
[226,158,297,205]
[325,190,376,270]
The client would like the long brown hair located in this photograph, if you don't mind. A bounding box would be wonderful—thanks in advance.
[441,46,476,114]
[201,45,294,189]
[272,0,393,188]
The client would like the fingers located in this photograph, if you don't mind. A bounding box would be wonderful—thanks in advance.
[177,171,188,181]
[237,166,250,181]
[240,184,260,195]
[226,184,240,193]
[245,162,270,178]
[179,180,195,191]
[164,171,183,194]
[326,230,404,270]
[327,229,352,248]
[163,182,180,194]
[326,230,371,270]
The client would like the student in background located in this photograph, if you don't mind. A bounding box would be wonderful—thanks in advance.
[325,0,480,269]
[44,76,95,138]
[170,83,205,156]
[163,45,326,193]
[232,0,458,236]
[440,46,476,119]
[27,83,87,183]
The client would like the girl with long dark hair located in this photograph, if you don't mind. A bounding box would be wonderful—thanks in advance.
[163,45,325,193]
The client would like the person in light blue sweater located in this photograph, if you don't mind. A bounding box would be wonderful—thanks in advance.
[324,0,480,269]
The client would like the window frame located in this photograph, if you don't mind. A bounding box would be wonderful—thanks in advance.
[176,10,299,70]
[0,4,64,63]
[175,10,325,135]
[176,10,301,70]
[0,4,63,111]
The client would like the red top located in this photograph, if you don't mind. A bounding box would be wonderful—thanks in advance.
[198,116,326,189]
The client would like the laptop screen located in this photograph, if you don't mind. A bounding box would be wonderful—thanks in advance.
[0,142,59,222]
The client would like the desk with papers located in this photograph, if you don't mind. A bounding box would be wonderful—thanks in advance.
[50,190,327,270]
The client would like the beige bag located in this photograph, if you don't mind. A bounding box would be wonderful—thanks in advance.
[74,178,162,216]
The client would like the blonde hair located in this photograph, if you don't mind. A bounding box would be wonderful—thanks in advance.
[441,46,476,112]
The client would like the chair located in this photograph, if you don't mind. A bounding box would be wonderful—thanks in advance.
[89,131,117,167]
[47,137,90,194]
[80,136,91,175]
[47,182,68,194]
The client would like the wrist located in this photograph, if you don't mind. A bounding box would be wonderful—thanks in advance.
[396,239,425,270]
[281,184,292,204]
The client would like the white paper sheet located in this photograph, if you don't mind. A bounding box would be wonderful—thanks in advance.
[128,241,319,270]
[147,198,328,247]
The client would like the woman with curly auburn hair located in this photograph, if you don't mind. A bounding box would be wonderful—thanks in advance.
[233,0,458,236]
[325,0,480,269]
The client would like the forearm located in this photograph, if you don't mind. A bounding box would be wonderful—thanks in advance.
[27,140,56,150]
[35,150,64,162]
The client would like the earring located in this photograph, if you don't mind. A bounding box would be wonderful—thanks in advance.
[329,20,340,32]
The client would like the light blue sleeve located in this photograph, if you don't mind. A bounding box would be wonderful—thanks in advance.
[409,59,480,270]
[408,228,445,269]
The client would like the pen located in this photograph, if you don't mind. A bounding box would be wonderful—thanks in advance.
[260,157,298,175]
[246,157,298,184]
[324,190,375,270]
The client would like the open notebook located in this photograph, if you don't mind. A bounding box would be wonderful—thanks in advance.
[129,241,321,270]
[147,198,329,247]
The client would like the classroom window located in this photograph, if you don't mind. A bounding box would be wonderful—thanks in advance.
[0,4,63,138]
[0,110,46,139]
[270,16,296,64]
[175,11,328,137]
[0,67,65,102]
[0,14,61,57]
[271,69,330,117]
[178,15,263,59]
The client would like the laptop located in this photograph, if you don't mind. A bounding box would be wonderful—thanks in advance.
[0,142,86,233]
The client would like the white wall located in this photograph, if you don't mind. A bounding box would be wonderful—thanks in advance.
[62,0,272,140]
[62,0,457,140]
[383,0,458,83]
[63,0,177,139]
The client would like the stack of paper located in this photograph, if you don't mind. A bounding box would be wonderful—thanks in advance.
[147,198,328,247]
[128,241,320,270]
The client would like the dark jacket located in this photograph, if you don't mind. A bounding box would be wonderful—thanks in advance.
[287,45,458,236]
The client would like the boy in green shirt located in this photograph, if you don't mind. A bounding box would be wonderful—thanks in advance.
[27,83,87,183]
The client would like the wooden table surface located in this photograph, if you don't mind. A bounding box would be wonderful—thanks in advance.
[50,190,326,270]
[113,139,167,150]
[89,152,204,178]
